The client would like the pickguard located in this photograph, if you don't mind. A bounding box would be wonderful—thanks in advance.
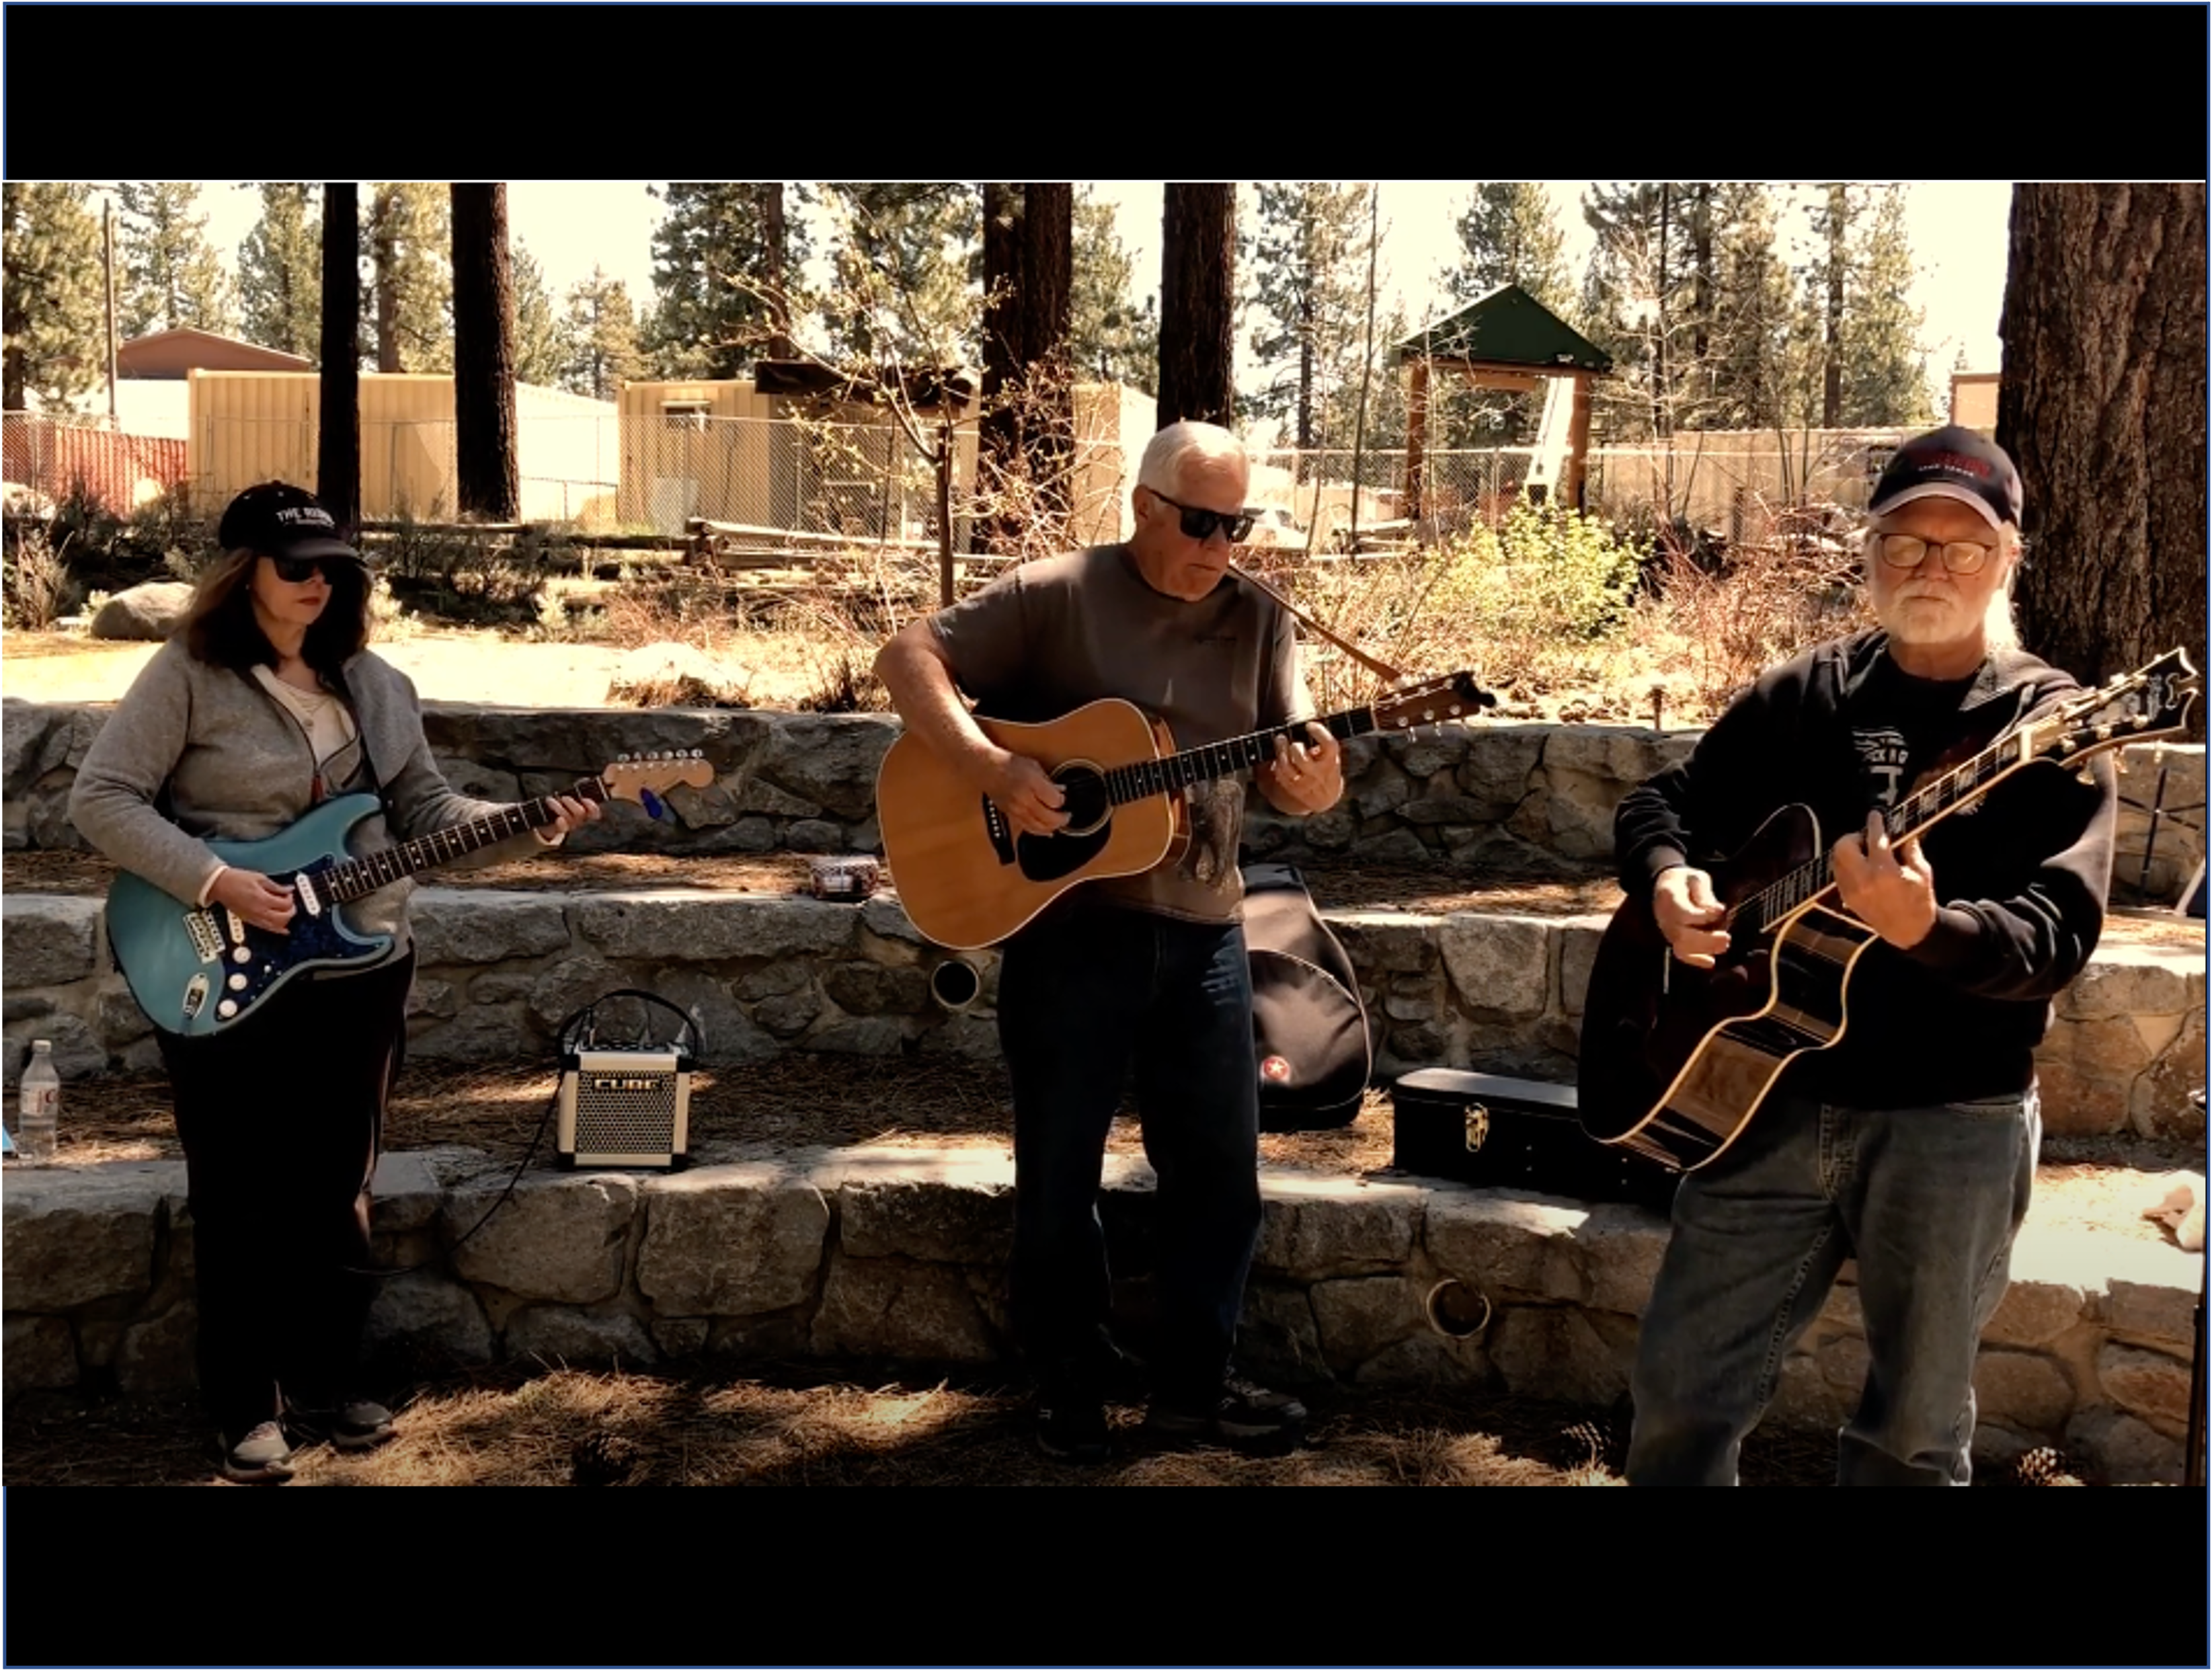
[200,855,389,1027]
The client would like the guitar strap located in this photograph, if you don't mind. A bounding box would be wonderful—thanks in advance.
[321,662,397,821]
[1228,560,1410,686]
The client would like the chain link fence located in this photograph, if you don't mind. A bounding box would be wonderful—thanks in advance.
[2,411,189,516]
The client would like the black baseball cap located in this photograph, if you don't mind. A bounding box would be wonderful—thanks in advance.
[217,481,366,565]
[1868,426,2022,530]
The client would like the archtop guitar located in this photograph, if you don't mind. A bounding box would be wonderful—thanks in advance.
[1576,649,2199,1172]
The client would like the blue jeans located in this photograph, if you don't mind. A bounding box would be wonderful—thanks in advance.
[996,901,1262,1404]
[1628,1084,2041,1486]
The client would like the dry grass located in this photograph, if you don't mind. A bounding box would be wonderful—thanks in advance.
[9,1360,2115,1488]
[0,1365,1838,1488]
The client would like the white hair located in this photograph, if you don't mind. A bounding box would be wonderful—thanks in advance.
[1136,420,1245,498]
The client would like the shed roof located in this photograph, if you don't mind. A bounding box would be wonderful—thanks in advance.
[117,327,313,379]
[1395,286,1612,376]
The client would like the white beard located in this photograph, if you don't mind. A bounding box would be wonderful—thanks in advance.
[1881,589,1973,645]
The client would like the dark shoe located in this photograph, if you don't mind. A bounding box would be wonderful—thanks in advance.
[292,1400,397,1453]
[1033,1374,1111,1464]
[219,1421,295,1484]
[1146,1374,1307,1453]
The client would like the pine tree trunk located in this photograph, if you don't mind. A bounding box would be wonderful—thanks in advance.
[451,184,518,522]
[760,182,792,362]
[1157,184,1235,428]
[2000,183,2207,731]
[316,184,360,530]
[1822,184,1847,428]
[1019,182,1074,535]
[979,182,1026,553]
[370,188,401,374]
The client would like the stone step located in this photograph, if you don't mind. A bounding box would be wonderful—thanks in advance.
[6,885,2202,1140]
[1,1147,2197,1483]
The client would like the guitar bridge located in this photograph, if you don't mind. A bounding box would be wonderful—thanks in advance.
[184,910,223,964]
[980,795,1016,866]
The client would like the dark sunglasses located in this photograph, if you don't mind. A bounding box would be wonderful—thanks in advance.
[1148,489,1255,545]
[265,553,340,584]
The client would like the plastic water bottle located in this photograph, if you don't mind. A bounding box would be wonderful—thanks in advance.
[16,1040,59,1165]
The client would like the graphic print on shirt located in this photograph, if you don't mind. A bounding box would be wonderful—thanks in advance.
[1852,727,1913,809]
[1179,778,1243,891]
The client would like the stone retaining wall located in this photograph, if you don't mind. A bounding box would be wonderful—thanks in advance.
[9,699,2202,898]
[5,887,2201,1141]
[1,1150,2195,1483]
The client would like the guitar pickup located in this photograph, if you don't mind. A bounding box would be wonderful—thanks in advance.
[980,795,1015,867]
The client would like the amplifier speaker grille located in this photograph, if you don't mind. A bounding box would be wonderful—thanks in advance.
[557,1048,690,1169]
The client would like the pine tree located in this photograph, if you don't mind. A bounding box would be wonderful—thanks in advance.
[816,182,980,364]
[644,183,803,380]
[1158,184,1236,428]
[1445,183,1574,315]
[1069,188,1158,392]
[1838,186,1931,426]
[558,267,645,400]
[237,183,322,362]
[510,242,563,388]
[450,183,518,519]
[364,183,452,373]
[1583,182,1698,446]
[1245,182,1373,449]
[116,182,236,339]
[1700,184,1797,432]
[2,182,107,409]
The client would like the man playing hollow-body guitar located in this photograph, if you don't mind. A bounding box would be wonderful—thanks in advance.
[1610,427,2118,1485]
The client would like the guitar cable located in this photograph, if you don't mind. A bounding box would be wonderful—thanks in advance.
[346,991,699,1280]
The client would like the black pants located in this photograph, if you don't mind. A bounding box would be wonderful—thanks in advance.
[996,904,1262,1404]
[155,951,413,1439]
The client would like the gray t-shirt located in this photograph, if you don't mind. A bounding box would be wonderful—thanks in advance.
[927,543,1308,922]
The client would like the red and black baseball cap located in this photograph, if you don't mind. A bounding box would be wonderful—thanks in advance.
[216,481,366,565]
[1868,426,2022,530]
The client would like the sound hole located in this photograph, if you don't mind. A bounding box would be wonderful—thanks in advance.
[1013,763,1113,884]
[1053,765,1110,836]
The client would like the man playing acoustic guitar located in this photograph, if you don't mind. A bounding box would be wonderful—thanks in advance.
[1615,427,2118,1485]
[874,420,1343,1460]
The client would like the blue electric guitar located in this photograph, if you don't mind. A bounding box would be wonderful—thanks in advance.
[106,753,713,1038]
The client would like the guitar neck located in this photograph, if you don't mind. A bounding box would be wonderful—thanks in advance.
[1101,707,1377,807]
[1737,735,2028,931]
[319,777,605,904]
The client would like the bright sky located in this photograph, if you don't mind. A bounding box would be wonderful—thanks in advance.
[187,180,2014,377]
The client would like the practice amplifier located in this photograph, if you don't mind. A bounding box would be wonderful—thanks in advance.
[557,1047,691,1170]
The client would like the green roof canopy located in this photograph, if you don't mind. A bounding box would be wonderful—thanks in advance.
[1395,285,1612,375]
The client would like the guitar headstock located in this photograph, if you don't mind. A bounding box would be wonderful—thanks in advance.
[2030,648,2200,767]
[599,750,715,805]
[1371,671,1499,732]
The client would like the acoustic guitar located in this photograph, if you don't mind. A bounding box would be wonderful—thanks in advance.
[1575,649,2199,1172]
[106,754,713,1037]
[876,673,1495,949]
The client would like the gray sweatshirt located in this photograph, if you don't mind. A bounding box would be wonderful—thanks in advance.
[69,639,532,957]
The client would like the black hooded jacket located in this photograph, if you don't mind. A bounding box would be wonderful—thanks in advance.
[1614,629,2119,1108]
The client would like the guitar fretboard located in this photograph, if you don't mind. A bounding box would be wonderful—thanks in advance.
[1733,738,2024,932]
[1101,708,1379,805]
[318,778,606,904]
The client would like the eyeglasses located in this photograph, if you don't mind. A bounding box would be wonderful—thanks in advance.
[1876,532,1996,575]
[266,554,335,584]
[1147,489,1255,545]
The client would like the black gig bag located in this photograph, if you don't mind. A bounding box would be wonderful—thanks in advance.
[1242,863,1373,1131]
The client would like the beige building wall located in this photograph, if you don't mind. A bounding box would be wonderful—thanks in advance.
[1950,372,2001,431]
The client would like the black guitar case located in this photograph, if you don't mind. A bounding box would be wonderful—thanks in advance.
[1243,863,1372,1131]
